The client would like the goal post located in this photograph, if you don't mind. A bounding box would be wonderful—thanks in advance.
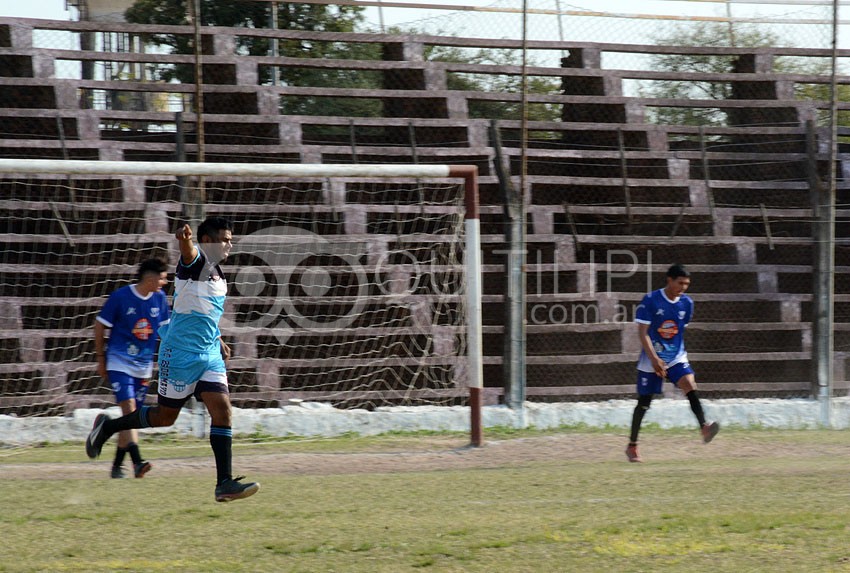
[0,158,484,446]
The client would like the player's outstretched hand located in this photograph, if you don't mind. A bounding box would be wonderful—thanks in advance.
[176,223,192,242]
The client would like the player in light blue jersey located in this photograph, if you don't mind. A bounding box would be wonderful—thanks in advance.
[86,217,259,502]
[94,258,169,479]
[626,264,719,462]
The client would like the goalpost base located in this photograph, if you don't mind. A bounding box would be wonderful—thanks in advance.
[469,386,483,447]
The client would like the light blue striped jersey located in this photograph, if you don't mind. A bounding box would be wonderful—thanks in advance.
[160,247,227,353]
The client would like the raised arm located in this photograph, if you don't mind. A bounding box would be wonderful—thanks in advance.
[176,223,198,265]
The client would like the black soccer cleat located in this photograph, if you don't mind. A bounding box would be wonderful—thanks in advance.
[215,476,260,502]
[85,413,110,459]
[110,465,126,479]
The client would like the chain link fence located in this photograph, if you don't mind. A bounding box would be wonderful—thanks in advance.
[0,0,847,411]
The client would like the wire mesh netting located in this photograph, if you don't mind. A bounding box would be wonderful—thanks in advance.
[0,175,469,415]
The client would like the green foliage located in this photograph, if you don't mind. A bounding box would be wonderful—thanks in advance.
[125,0,367,85]
[427,45,562,122]
[643,22,808,126]
[125,5,561,122]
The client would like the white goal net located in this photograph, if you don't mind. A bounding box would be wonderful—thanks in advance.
[0,160,482,426]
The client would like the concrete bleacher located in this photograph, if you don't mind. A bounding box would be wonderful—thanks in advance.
[0,17,845,411]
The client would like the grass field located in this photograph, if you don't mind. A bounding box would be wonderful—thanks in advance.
[1,427,849,572]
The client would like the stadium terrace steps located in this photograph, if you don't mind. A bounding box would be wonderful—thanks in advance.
[0,18,842,406]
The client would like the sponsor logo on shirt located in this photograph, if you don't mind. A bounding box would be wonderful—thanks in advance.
[132,318,154,340]
[657,319,679,340]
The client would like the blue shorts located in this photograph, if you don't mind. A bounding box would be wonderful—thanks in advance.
[108,370,151,405]
[636,362,695,396]
[157,344,228,409]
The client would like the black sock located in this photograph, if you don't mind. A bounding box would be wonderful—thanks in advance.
[127,442,143,465]
[103,406,151,437]
[113,446,127,468]
[686,390,707,427]
[630,395,653,443]
[210,426,232,486]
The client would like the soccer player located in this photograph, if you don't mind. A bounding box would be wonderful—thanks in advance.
[626,263,719,463]
[94,258,169,479]
[86,216,260,502]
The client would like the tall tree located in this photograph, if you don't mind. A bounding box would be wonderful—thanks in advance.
[126,2,562,122]
[125,0,367,83]
[640,22,794,127]
[426,45,562,123]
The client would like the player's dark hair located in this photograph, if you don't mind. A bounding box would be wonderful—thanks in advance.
[666,263,690,279]
[137,258,167,282]
[197,216,233,241]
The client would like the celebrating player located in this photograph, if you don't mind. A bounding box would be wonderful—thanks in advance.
[86,216,259,502]
[94,258,169,479]
[626,263,719,462]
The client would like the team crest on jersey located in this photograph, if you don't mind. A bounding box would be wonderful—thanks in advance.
[678,310,686,319]
[657,319,679,340]
[150,307,160,317]
[132,318,154,340]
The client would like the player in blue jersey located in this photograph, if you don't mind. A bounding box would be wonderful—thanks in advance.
[626,264,719,463]
[86,217,259,502]
[94,258,169,479]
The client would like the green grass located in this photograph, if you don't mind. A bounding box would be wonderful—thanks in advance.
[1,429,850,572]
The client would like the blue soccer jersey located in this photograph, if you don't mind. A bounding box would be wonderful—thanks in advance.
[160,247,227,353]
[97,284,170,378]
[634,288,693,372]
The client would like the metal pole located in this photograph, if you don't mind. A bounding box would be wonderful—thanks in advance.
[56,116,78,219]
[699,126,716,220]
[554,0,566,59]
[617,128,632,233]
[187,0,206,226]
[190,0,205,164]
[814,0,839,427]
[176,111,189,212]
[189,0,207,438]
[270,2,280,86]
[490,121,525,414]
[377,0,386,33]
[726,0,736,47]
[448,166,483,447]
[510,0,530,425]
[349,119,359,164]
